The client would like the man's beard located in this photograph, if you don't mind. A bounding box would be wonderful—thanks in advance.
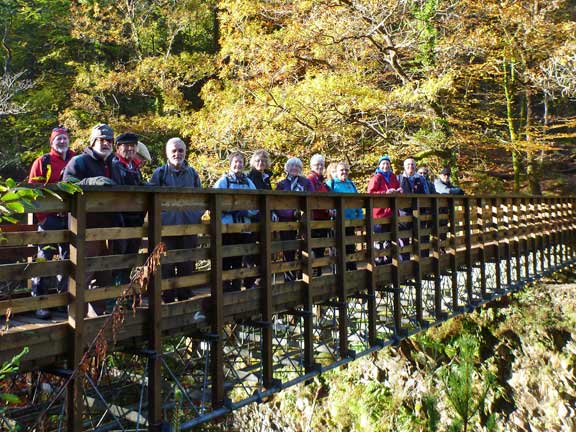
[93,147,112,159]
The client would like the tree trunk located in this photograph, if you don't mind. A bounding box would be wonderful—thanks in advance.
[503,59,521,192]
[525,89,541,195]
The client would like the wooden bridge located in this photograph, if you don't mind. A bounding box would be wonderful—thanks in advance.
[1,187,575,431]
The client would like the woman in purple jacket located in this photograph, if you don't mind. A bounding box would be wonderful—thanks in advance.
[276,157,314,281]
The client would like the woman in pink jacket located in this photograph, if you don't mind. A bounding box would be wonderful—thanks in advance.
[367,155,402,264]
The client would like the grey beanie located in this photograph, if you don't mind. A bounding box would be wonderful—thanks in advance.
[90,123,114,146]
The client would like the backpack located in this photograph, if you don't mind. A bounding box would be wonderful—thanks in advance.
[223,173,250,188]
[31,153,69,183]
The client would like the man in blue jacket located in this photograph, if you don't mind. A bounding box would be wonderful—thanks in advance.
[150,137,203,302]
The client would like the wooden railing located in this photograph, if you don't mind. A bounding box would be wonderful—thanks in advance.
[1,187,575,431]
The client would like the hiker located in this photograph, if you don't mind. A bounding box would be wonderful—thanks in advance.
[149,137,203,302]
[27,126,75,319]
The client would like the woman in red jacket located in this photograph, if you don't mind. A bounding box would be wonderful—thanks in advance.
[367,155,403,264]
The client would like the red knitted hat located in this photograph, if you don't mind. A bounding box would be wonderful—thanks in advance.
[49,126,69,144]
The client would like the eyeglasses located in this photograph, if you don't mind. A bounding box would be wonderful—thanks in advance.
[171,149,185,153]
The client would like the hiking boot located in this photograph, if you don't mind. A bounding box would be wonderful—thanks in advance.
[35,308,52,320]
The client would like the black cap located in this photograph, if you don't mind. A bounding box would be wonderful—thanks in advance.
[440,167,451,175]
[116,132,139,146]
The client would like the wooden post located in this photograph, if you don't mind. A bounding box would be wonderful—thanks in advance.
[560,198,568,264]
[515,198,522,281]
[302,196,315,370]
[464,198,473,305]
[365,197,378,346]
[449,197,458,311]
[258,194,275,387]
[531,199,538,276]
[492,198,502,292]
[432,197,442,319]
[504,199,512,288]
[67,193,87,432]
[478,198,487,299]
[391,197,402,335]
[412,197,423,325]
[209,194,225,406]
[546,199,553,270]
[147,192,163,431]
[335,196,348,358]
[522,198,530,279]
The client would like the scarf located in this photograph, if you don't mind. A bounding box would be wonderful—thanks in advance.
[287,175,304,192]
[375,169,392,183]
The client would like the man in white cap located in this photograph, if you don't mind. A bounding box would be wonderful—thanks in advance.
[63,123,119,316]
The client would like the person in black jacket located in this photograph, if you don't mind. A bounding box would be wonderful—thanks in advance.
[397,158,430,260]
[63,123,118,316]
[247,149,273,191]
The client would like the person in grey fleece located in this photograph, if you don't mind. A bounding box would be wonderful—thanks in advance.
[434,167,464,195]
[149,137,203,302]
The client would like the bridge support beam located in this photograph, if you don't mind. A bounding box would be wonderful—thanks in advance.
[147,193,163,431]
[67,193,87,432]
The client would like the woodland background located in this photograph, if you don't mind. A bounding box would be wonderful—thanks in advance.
[0,0,575,193]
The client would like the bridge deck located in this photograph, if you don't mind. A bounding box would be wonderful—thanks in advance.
[0,188,574,431]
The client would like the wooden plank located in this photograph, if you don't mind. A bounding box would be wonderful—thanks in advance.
[0,246,36,259]
[84,190,148,212]
[0,229,69,247]
[85,252,146,272]
[0,292,68,315]
[0,260,69,280]
[0,223,37,233]
[161,223,210,236]
[85,226,146,241]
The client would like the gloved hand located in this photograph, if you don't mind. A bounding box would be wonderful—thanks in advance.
[78,176,116,186]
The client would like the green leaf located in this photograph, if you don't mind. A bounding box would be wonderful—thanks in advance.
[1,192,19,202]
[0,215,18,224]
[5,178,16,188]
[57,181,83,195]
[0,393,21,403]
[42,187,63,201]
[5,202,25,213]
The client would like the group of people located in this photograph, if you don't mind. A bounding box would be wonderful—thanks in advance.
[27,123,464,319]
